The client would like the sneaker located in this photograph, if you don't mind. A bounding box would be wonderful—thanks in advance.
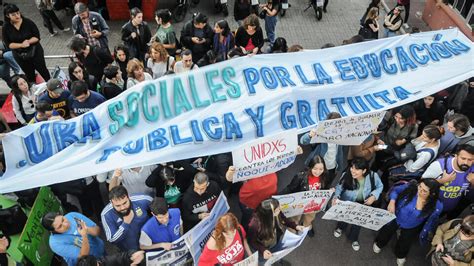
[62,27,70,32]
[396,258,406,266]
[323,7,327,13]
[50,31,58,37]
[308,228,315,238]
[352,241,360,251]
[373,242,381,253]
[333,228,342,238]
[403,23,409,29]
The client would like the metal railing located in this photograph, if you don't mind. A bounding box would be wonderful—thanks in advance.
[44,54,76,71]
[449,0,473,26]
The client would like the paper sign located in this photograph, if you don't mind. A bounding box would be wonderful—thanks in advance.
[264,229,308,266]
[310,111,386,145]
[232,130,298,182]
[146,237,192,265]
[234,252,258,266]
[322,201,395,231]
[273,190,333,217]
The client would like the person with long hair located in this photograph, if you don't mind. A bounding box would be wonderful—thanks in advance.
[279,155,330,237]
[10,74,37,125]
[248,198,304,262]
[373,178,443,266]
[332,157,383,251]
[2,4,50,82]
[147,42,175,79]
[362,7,379,39]
[67,61,97,92]
[112,44,130,84]
[126,58,152,89]
[213,20,235,62]
[235,14,264,56]
[199,213,252,265]
[121,8,151,62]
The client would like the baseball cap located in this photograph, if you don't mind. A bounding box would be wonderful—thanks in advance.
[46,79,64,94]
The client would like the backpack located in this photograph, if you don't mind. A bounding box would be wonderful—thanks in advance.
[389,147,436,180]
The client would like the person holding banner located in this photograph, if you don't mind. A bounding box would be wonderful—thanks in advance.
[139,197,182,251]
[279,155,331,237]
[199,213,252,265]
[248,198,304,262]
[373,179,443,266]
[332,157,383,251]
[182,172,222,232]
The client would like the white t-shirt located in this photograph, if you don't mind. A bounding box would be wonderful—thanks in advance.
[97,165,157,197]
[147,56,175,79]
[173,61,199,74]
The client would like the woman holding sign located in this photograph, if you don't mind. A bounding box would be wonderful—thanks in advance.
[279,155,331,237]
[199,213,252,265]
[373,179,442,266]
[332,157,384,251]
[248,198,304,262]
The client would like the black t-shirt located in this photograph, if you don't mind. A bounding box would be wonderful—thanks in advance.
[77,46,113,81]
[39,90,72,119]
[2,18,41,49]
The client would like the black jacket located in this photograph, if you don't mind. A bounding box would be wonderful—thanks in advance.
[145,162,194,199]
[101,81,123,100]
[121,20,152,56]
[180,21,213,61]
[235,26,264,52]
[279,171,309,195]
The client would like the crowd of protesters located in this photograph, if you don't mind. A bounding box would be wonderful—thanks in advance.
[0,0,473,266]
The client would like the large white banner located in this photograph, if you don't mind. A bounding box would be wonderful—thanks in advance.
[231,130,298,182]
[1,29,473,193]
[310,111,386,145]
[322,201,396,231]
[273,190,333,217]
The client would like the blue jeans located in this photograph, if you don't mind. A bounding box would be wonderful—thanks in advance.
[384,28,398,38]
[264,15,278,45]
[3,51,23,74]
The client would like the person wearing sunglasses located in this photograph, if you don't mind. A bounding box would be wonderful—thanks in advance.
[10,74,37,125]
[429,214,474,266]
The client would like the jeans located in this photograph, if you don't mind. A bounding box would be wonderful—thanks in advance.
[264,15,278,45]
[384,28,398,38]
[3,51,23,74]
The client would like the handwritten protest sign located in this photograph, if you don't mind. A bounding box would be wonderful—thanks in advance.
[232,130,298,182]
[310,111,385,145]
[184,192,230,265]
[322,201,395,231]
[273,190,333,217]
[146,237,192,265]
[18,187,62,266]
[264,229,308,266]
[235,252,258,266]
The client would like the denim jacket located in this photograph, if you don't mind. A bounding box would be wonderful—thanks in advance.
[300,132,348,171]
[72,11,110,48]
[334,171,384,202]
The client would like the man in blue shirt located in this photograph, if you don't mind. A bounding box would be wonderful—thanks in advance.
[101,185,152,251]
[139,197,182,251]
[41,212,104,266]
[39,78,71,119]
[68,80,106,117]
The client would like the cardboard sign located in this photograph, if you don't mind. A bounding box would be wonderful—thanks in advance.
[322,201,395,231]
[17,187,62,266]
[273,190,333,217]
[310,111,385,145]
[232,130,298,182]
